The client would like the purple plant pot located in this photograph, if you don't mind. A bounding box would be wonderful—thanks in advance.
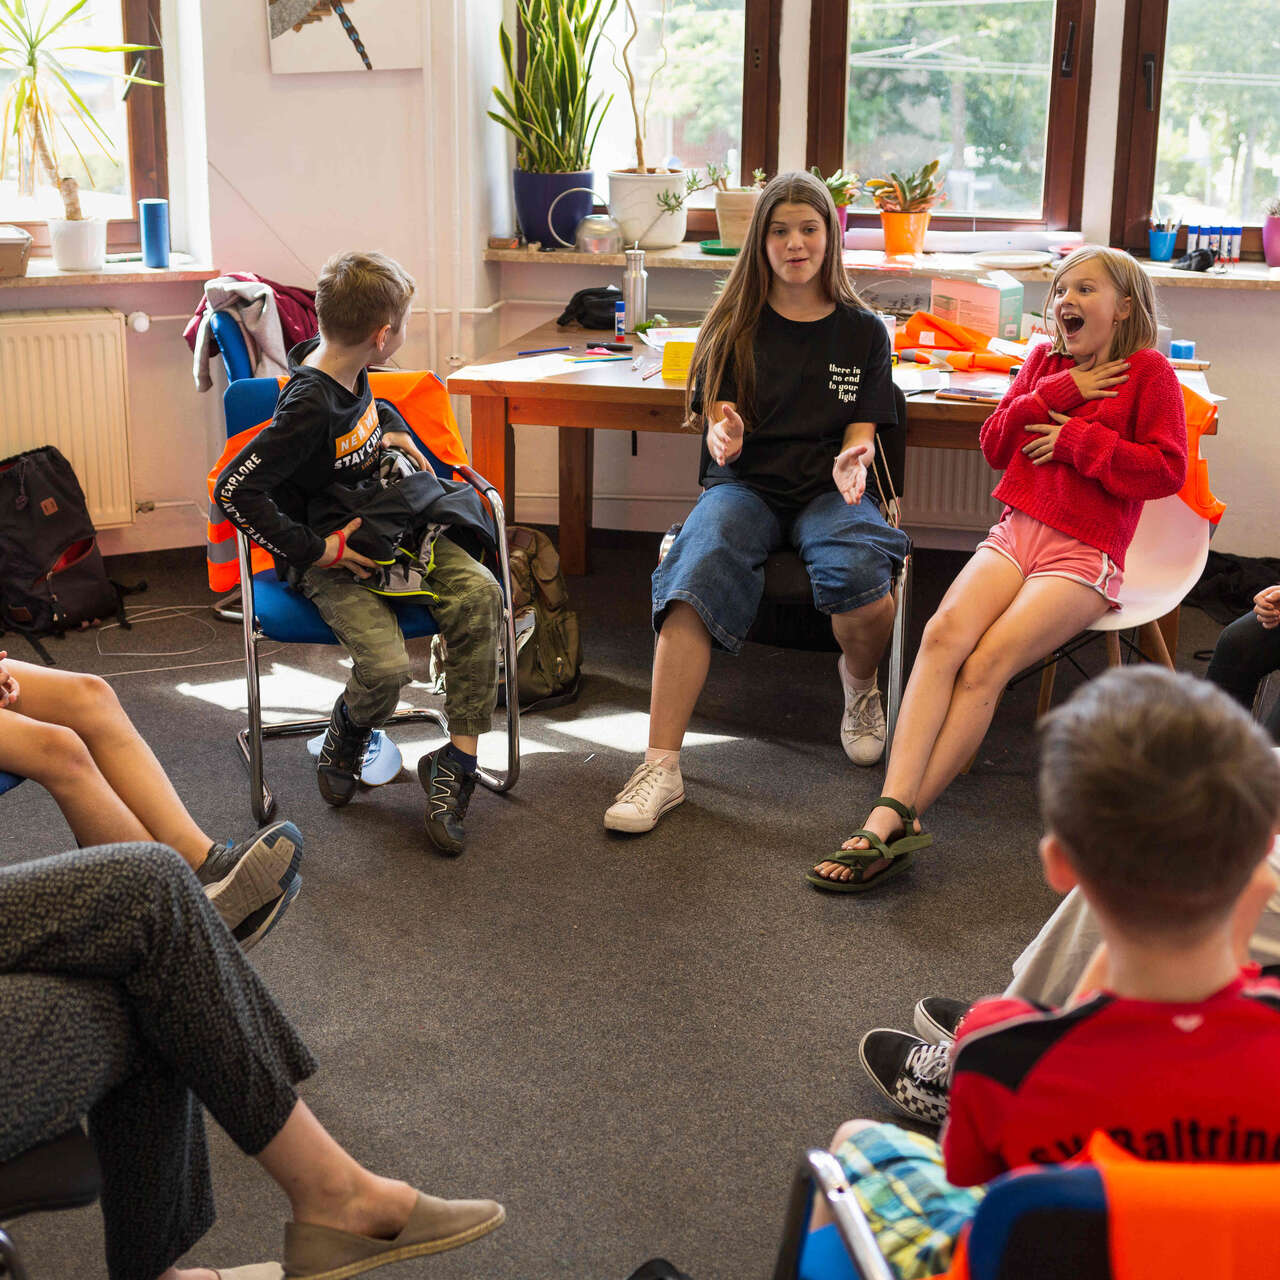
[1264,217,1280,268]
[836,205,849,237]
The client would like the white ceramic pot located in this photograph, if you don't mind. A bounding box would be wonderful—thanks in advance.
[714,188,761,249]
[48,217,108,272]
[608,169,687,249]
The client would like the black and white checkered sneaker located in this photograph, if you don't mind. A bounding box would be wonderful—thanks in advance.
[913,996,970,1045]
[858,1029,952,1128]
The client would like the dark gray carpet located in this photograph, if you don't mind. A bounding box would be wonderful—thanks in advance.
[4,536,1222,1280]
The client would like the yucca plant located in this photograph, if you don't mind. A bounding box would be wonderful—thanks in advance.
[866,159,945,213]
[0,0,158,221]
[489,0,616,174]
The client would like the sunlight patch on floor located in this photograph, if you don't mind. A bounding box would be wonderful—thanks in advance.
[546,710,739,753]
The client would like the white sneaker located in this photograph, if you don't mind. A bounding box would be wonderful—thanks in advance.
[839,656,886,766]
[604,759,685,833]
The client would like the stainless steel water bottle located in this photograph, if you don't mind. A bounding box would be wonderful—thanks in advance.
[622,248,647,332]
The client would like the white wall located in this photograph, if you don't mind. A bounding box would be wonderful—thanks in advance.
[2,0,1273,558]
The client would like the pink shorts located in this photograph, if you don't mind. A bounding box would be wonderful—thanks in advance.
[978,509,1123,608]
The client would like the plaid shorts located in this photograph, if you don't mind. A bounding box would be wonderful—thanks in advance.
[834,1123,986,1280]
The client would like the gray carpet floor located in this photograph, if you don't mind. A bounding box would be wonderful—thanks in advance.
[4,535,1222,1280]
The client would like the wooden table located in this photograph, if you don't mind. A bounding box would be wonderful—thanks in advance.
[448,319,992,576]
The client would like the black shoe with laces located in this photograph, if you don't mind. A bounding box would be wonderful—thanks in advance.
[913,996,970,1045]
[418,745,476,857]
[196,820,303,950]
[858,1029,952,1128]
[317,696,371,807]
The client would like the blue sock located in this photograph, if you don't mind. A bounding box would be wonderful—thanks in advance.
[444,742,478,775]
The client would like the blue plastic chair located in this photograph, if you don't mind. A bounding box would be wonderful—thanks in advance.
[775,1149,1111,1280]
[208,309,255,383]
[221,377,519,823]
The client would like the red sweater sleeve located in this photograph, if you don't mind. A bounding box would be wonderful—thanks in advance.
[978,345,1084,470]
[1051,351,1187,501]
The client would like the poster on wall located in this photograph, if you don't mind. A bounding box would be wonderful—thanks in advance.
[267,0,422,74]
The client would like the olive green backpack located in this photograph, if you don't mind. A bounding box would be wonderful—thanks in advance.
[502,526,583,710]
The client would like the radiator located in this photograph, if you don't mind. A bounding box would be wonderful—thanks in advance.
[902,445,1003,532]
[0,308,133,528]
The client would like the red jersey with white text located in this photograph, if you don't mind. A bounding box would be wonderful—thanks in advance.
[941,970,1280,1187]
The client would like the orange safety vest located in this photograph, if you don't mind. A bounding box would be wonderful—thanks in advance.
[1177,381,1226,524]
[205,371,469,592]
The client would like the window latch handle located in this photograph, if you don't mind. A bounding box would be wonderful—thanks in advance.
[1059,20,1076,76]
[1143,52,1157,111]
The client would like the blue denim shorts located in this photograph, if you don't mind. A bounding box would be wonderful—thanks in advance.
[652,481,910,653]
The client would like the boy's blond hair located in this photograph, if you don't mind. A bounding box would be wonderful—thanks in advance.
[315,250,416,347]
[1038,667,1280,943]
[1048,245,1159,361]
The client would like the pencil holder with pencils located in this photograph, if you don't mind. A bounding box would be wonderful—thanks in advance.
[1148,228,1177,262]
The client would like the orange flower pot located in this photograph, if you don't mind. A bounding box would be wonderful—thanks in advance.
[880,210,931,258]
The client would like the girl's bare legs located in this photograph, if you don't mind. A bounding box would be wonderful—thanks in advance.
[816,571,1109,882]
[0,660,212,867]
[813,550,1022,880]
[649,601,714,752]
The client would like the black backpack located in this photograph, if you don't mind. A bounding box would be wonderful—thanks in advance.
[0,446,134,662]
[557,285,623,331]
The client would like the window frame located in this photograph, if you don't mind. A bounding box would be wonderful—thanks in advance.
[807,0,1096,233]
[1110,0,1266,258]
[5,0,168,256]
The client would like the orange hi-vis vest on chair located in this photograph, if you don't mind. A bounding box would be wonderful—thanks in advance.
[206,370,470,593]
[1177,381,1225,524]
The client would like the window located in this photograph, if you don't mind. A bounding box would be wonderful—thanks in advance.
[809,0,1094,229]
[521,0,779,236]
[1112,0,1279,255]
[0,0,167,254]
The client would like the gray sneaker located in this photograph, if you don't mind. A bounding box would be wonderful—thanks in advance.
[197,820,303,950]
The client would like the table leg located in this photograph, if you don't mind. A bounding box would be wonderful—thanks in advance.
[469,396,514,522]
[558,427,594,576]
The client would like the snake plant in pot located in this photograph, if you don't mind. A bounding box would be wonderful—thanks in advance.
[0,0,158,270]
[489,0,616,249]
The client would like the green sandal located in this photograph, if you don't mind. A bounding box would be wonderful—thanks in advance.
[806,796,933,894]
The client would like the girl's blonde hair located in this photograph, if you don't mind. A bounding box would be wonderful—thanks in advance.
[685,170,869,429]
[1048,245,1158,361]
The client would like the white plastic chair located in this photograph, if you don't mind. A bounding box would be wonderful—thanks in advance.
[1037,493,1211,711]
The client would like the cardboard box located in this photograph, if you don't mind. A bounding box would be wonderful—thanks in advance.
[930,271,1023,340]
[0,225,32,278]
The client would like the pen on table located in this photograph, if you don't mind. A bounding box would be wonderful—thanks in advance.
[517,345,571,356]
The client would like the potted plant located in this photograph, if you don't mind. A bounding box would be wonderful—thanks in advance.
[811,166,859,236]
[1264,196,1280,268]
[606,0,688,249]
[0,0,157,272]
[711,165,765,248]
[489,0,616,249]
[866,160,946,258]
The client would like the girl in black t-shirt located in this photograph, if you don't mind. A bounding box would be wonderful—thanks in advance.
[604,171,909,836]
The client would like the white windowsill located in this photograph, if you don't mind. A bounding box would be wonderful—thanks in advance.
[1,253,217,290]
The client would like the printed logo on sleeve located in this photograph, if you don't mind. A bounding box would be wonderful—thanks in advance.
[829,363,863,403]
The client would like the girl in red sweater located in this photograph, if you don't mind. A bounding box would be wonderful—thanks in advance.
[811,246,1187,891]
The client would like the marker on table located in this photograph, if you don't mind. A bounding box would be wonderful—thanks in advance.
[517,345,571,356]
[569,354,631,364]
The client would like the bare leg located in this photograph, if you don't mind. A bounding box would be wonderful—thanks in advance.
[1,661,212,867]
[911,576,1110,813]
[831,593,895,681]
[648,602,714,752]
[813,551,1023,881]
[450,732,479,756]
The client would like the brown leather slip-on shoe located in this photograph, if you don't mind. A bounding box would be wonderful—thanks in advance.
[283,1192,505,1279]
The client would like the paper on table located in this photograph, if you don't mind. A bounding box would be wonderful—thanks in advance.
[1175,369,1225,403]
[892,367,948,393]
[637,326,701,351]
[460,354,578,381]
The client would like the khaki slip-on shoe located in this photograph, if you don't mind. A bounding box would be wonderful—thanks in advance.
[283,1192,505,1279]
[215,1266,284,1280]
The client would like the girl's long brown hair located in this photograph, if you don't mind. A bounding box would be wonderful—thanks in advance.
[685,170,870,430]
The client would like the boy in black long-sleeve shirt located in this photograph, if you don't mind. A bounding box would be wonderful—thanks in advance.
[215,251,502,855]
